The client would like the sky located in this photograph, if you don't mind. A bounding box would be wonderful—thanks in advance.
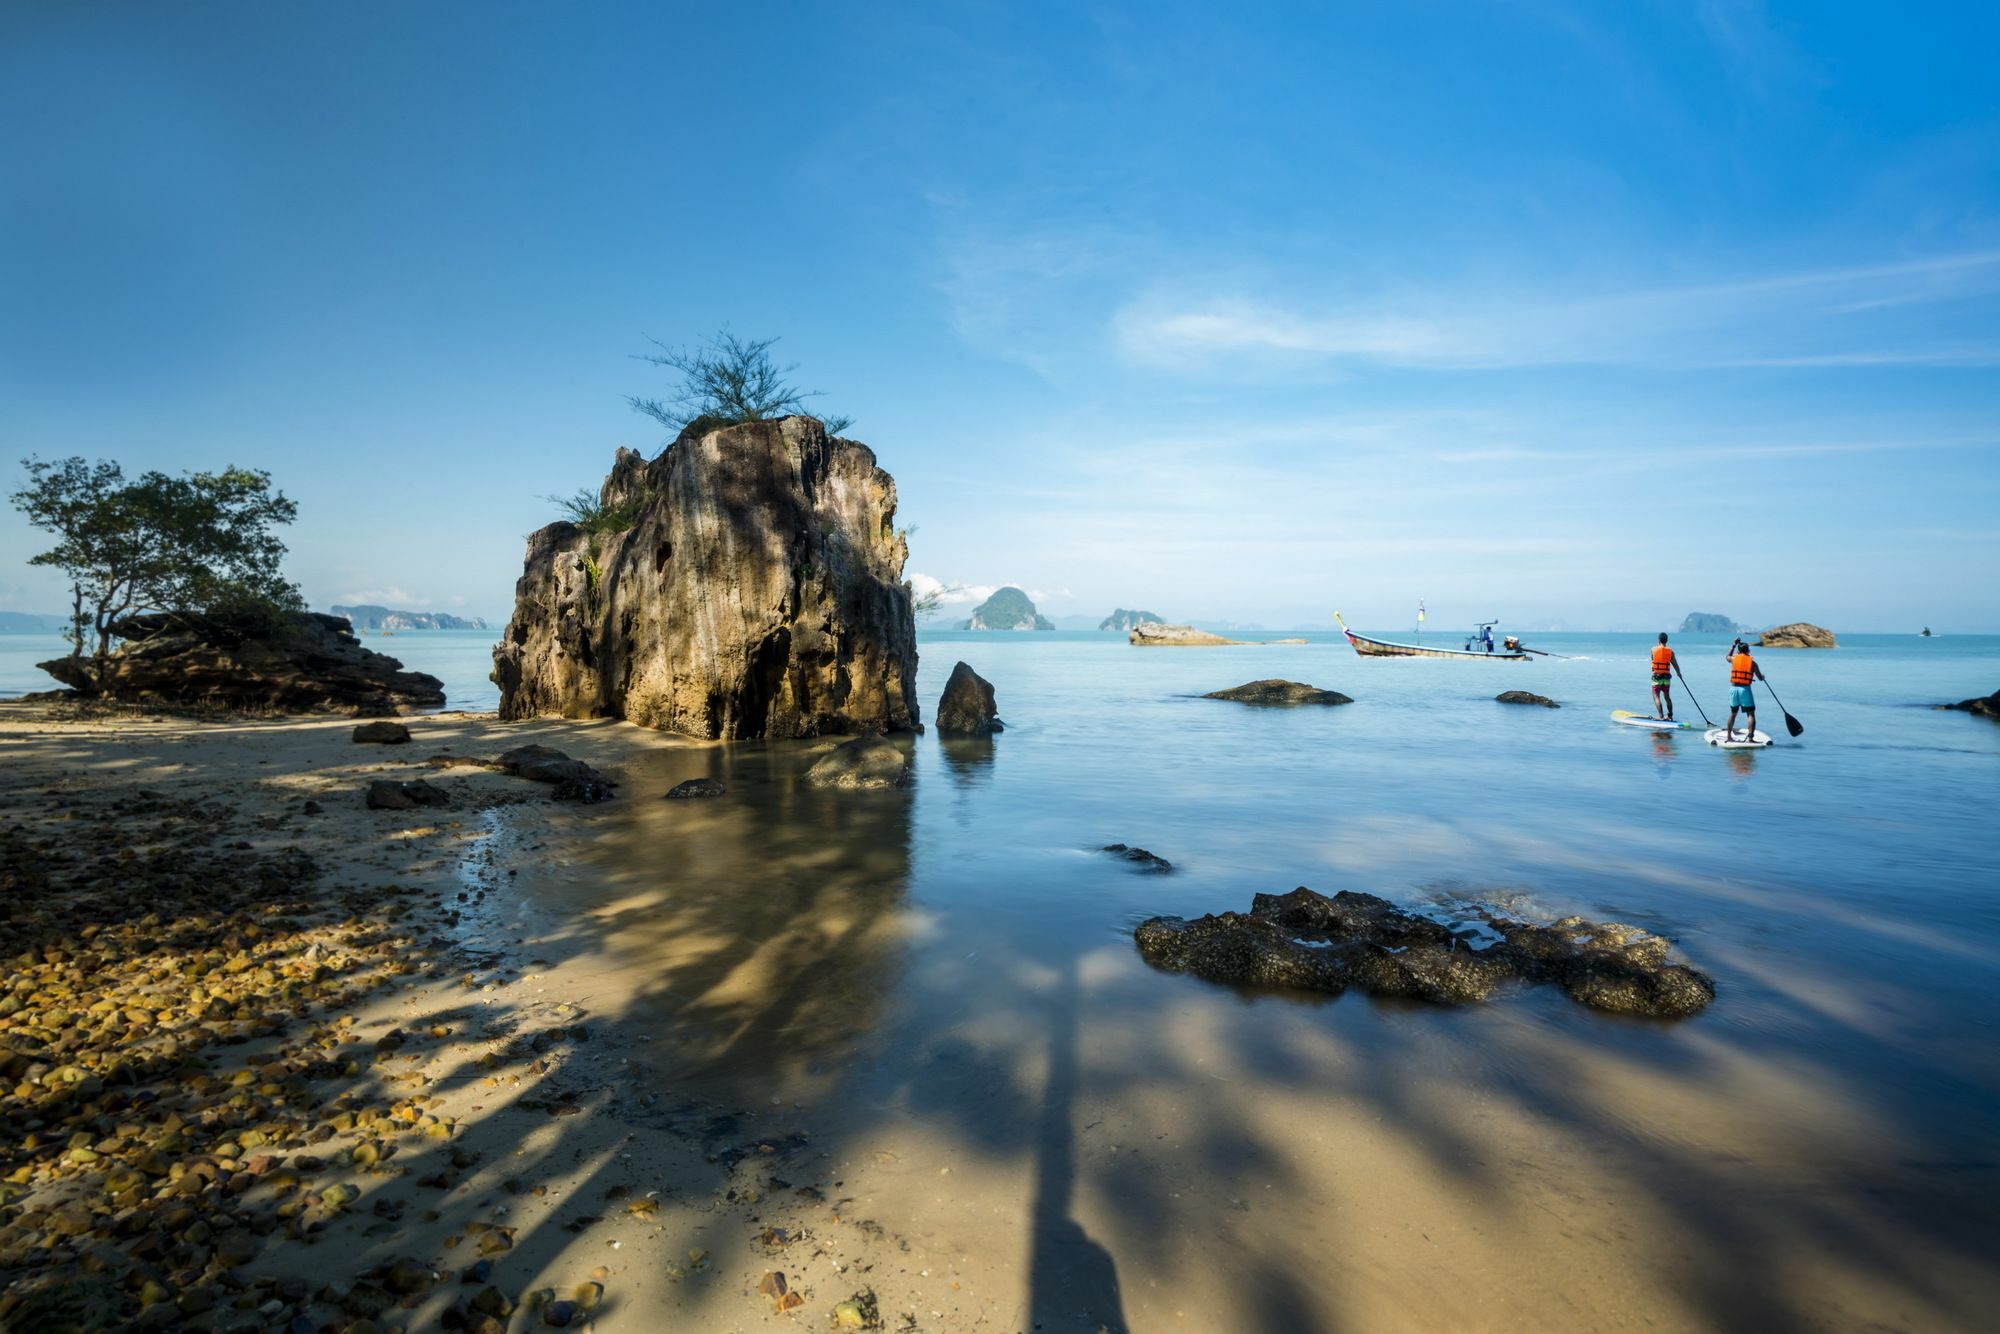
[3,0,1997,632]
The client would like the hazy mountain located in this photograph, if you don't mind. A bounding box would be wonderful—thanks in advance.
[331,604,489,631]
[957,587,1054,631]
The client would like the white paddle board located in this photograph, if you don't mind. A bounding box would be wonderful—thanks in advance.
[1705,728,1772,749]
[1611,710,1703,732]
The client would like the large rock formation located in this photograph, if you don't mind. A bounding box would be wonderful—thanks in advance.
[37,612,445,713]
[1099,608,1165,632]
[1129,623,1243,646]
[935,661,1003,735]
[1136,887,1715,1019]
[492,417,918,739]
[1203,679,1352,705]
[1678,612,1739,634]
[1939,689,2000,718]
[1757,622,1836,648]
[332,604,488,631]
[959,587,1053,631]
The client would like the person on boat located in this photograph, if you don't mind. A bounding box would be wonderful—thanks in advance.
[1480,624,1494,654]
[1650,633,1678,720]
[1725,639,1764,740]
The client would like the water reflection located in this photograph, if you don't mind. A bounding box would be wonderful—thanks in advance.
[938,734,998,788]
[570,742,914,1099]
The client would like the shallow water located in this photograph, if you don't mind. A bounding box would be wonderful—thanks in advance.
[461,630,1999,1329]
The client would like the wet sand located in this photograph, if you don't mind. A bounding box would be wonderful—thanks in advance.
[1,705,1994,1331]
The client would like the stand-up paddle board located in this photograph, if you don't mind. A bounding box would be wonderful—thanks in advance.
[1611,710,1703,731]
[1705,728,1772,749]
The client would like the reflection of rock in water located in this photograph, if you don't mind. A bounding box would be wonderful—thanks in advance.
[938,735,997,787]
[584,742,913,1099]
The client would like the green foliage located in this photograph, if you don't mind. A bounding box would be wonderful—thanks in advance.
[628,329,854,436]
[548,486,649,536]
[11,457,302,659]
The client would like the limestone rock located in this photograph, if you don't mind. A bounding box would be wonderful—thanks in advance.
[1136,886,1715,1018]
[1129,623,1243,646]
[352,721,413,744]
[805,736,913,790]
[1203,679,1351,705]
[935,661,1003,735]
[493,417,918,739]
[37,611,444,713]
[1939,689,2000,718]
[1099,608,1165,632]
[664,778,726,798]
[959,586,1053,631]
[1677,612,1739,634]
[367,779,449,810]
[1756,622,1836,648]
[1496,690,1559,708]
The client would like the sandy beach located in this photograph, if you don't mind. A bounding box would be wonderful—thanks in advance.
[4,698,1994,1332]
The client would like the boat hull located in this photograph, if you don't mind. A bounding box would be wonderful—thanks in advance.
[1342,629,1528,660]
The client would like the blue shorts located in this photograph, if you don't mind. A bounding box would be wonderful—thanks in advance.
[1731,685,1755,709]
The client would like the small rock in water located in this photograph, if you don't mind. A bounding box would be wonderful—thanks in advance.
[352,720,413,744]
[805,736,913,790]
[1101,843,1173,872]
[1202,679,1352,705]
[1495,690,1560,708]
[935,661,1005,736]
[496,745,617,803]
[664,777,726,799]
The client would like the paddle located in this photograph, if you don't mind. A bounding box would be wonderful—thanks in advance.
[1519,647,1576,660]
[1759,674,1805,737]
[1671,661,1714,727]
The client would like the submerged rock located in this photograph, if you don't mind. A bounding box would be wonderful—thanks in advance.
[367,779,450,810]
[1496,690,1559,708]
[1939,689,2000,718]
[935,661,1004,736]
[1136,886,1715,1019]
[805,736,913,790]
[496,745,616,803]
[36,611,444,713]
[1203,679,1352,705]
[664,777,726,798]
[1101,843,1172,872]
[353,720,413,744]
[493,417,918,739]
[1129,623,1242,646]
[1756,622,1836,648]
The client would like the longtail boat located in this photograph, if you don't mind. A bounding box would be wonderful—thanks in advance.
[1335,612,1529,660]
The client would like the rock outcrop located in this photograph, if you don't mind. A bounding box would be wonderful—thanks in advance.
[352,721,412,744]
[1135,887,1715,1018]
[37,612,444,713]
[492,417,918,739]
[1757,622,1836,648]
[1678,612,1739,635]
[959,587,1053,631]
[1101,843,1172,872]
[805,736,913,790]
[496,745,616,803]
[1099,609,1165,632]
[1939,689,2000,718]
[1496,690,1559,708]
[935,661,1003,735]
[1129,623,1242,647]
[1203,679,1352,705]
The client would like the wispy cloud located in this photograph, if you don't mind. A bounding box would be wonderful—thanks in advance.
[1114,248,2000,372]
[339,586,420,607]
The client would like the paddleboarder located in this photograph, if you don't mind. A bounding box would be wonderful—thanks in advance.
[1649,633,1678,720]
[1725,638,1765,741]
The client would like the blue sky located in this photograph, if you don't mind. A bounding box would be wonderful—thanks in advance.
[3,0,1997,631]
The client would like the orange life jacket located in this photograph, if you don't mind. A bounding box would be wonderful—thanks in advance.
[1730,652,1755,686]
[1651,645,1675,674]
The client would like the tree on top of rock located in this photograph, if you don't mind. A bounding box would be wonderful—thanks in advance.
[10,456,303,662]
[627,330,853,438]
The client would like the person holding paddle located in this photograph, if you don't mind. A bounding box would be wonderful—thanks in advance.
[1725,638,1765,741]
[1649,633,1679,720]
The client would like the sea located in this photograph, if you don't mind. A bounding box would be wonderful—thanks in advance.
[6,625,1997,1321]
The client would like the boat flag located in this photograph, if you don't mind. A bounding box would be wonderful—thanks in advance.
[1417,600,1425,638]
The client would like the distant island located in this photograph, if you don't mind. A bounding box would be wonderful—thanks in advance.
[1099,608,1165,632]
[331,604,489,631]
[1678,612,1741,634]
[0,611,62,633]
[958,586,1054,631]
